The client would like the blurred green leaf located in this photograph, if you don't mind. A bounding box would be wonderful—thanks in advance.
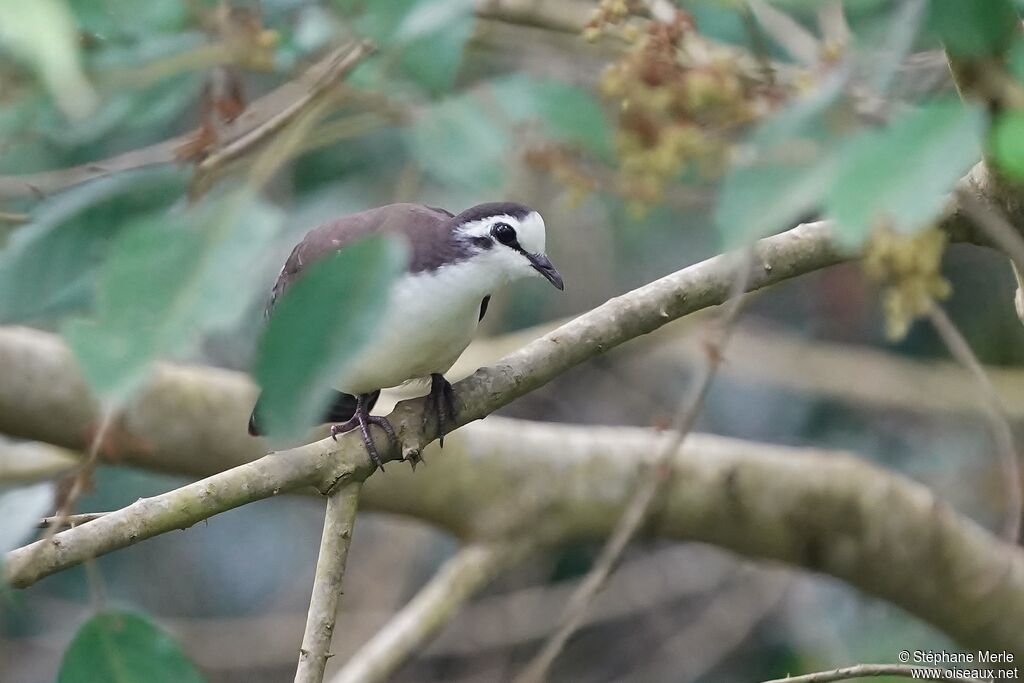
[827,99,984,246]
[0,483,51,555]
[0,169,185,324]
[0,0,98,120]
[36,73,200,149]
[408,94,510,190]
[58,610,205,683]
[337,0,474,94]
[63,192,283,401]
[492,75,613,160]
[1006,37,1024,83]
[67,0,188,42]
[857,0,926,95]
[928,0,1019,57]
[715,73,851,247]
[991,110,1024,181]
[253,236,406,444]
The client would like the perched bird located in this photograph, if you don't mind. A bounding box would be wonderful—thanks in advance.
[248,201,564,468]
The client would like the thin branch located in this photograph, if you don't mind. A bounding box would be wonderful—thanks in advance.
[955,188,1024,274]
[295,481,363,683]
[38,511,110,529]
[427,545,734,657]
[513,251,753,683]
[954,188,1024,327]
[41,410,114,543]
[0,139,184,202]
[927,304,1022,543]
[193,41,374,189]
[4,221,1024,653]
[624,569,790,683]
[329,541,533,683]
[0,441,78,485]
[0,211,29,224]
[0,42,374,202]
[762,663,986,683]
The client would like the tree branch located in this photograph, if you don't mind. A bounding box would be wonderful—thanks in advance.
[514,251,752,683]
[927,304,1022,542]
[0,441,78,485]
[3,219,1024,654]
[193,41,374,194]
[296,480,363,683]
[329,541,533,683]
[762,664,985,683]
[0,42,373,202]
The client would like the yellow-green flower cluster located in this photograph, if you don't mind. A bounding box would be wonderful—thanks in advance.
[863,227,952,340]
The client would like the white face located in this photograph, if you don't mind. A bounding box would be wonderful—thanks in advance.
[455,211,561,287]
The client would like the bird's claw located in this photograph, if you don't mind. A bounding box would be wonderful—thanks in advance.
[330,397,397,471]
[427,374,457,448]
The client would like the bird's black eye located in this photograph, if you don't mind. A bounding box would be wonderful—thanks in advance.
[491,222,517,246]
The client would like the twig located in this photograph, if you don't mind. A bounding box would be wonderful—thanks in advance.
[329,541,533,683]
[762,663,985,683]
[38,511,110,529]
[0,42,374,202]
[425,545,733,657]
[927,304,1022,543]
[0,441,79,484]
[954,189,1024,327]
[194,40,374,186]
[42,411,114,543]
[295,481,363,683]
[0,211,29,224]
[0,140,184,201]
[621,569,790,683]
[513,250,754,683]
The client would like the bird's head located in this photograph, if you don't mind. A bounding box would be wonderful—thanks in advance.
[452,202,564,290]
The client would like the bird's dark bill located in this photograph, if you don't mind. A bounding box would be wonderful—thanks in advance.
[528,253,564,290]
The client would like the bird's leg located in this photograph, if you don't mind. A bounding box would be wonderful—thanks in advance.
[426,374,458,448]
[330,391,395,471]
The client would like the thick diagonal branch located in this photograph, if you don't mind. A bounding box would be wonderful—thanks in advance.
[3,219,1024,654]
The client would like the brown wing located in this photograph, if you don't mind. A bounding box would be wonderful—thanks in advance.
[265,203,457,317]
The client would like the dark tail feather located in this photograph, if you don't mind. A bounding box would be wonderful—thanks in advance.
[248,390,375,436]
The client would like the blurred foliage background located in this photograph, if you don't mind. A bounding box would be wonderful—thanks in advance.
[2,0,1024,681]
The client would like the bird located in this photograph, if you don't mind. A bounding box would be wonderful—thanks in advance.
[248,201,564,469]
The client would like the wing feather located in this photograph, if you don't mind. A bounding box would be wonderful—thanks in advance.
[264,203,455,317]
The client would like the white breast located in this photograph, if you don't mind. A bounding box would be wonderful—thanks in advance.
[336,258,506,395]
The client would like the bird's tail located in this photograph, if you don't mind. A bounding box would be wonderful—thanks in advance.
[247,390,377,436]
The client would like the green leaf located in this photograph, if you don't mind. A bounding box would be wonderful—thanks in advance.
[928,0,1019,58]
[0,0,98,119]
[63,192,282,401]
[67,0,188,42]
[992,111,1024,181]
[0,483,51,555]
[407,94,510,190]
[0,169,185,324]
[857,0,927,95]
[253,236,406,444]
[337,0,474,94]
[1008,38,1024,83]
[492,75,613,160]
[826,99,985,246]
[715,72,851,247]
[398,0,473,94]
[58,610,205,683]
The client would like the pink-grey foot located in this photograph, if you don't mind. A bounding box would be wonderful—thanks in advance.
[330,391,396,470]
